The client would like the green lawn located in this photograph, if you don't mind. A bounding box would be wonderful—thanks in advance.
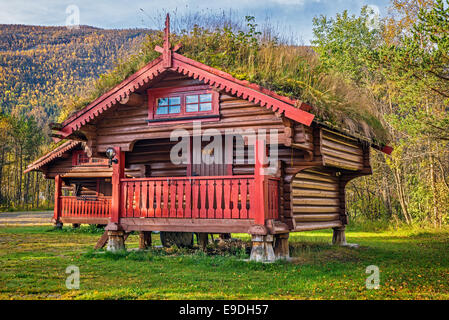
[0,225,447,300]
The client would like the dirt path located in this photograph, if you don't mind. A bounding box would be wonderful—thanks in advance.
[0,211,53,225]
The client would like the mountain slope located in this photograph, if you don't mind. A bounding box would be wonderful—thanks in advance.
[0,24,149,126]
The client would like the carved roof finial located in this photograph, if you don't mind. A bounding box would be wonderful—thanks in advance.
[164,13,171,51]
[154,13,182,68]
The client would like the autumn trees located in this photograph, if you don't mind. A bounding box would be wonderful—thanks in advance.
[312,0,449,226]
[0,25,149,211]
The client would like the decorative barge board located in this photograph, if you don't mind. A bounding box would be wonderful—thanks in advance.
[25,14,391,262]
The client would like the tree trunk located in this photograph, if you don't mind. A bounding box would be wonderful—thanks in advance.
[392,166,412,224]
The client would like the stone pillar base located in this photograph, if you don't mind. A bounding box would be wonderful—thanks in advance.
[106,230,126,252]
[139,231,152,250]
[250,235,275,263]
[274,233,290,260]
[332,227,347,246]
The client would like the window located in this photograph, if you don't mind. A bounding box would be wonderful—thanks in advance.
[72,150,108,166]
[148,86,219,123]
[156,96,181,115]
[186,93,213,112]
[72,150,89,166]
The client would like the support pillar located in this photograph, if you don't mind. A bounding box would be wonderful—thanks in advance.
[254,139,268,226]
[250,235,275,263]
[219,233,231,242]
[111,147,125,224]
[332,226,347,245]
[198,233,209,251]
[274,233,290,260]
[139,231,152,250]
[53,175,62,228]
[106,230,126,252]
[105,146,126,252]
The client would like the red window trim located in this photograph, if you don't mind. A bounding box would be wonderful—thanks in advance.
[72,150,89,166]
[147,85,219,124]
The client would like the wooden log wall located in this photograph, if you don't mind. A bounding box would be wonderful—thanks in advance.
[290,168,343,231]
[63,178,112,197]
[320,128,364,171]
[127,138,187,177]
[42,143,146,179]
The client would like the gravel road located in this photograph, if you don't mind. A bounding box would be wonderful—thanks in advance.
[0,211,53,225]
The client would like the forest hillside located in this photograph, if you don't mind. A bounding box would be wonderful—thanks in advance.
[0,25,149,125]
[0,25,149,208]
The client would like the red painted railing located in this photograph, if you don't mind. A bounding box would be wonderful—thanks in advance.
[56,175,279,222]
[60,196,112,218]
[120,176,265,219]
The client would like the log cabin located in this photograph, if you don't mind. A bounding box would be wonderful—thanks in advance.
[25,15,392,262]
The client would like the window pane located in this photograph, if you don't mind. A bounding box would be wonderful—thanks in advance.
[158,97,168,106]
[169,96,181,105]
[199,102,212,111]
[186,95,198,104]
[169,105,181,114]
[156,106,168,115]
[186,104,198,112]
[200,93,212,102]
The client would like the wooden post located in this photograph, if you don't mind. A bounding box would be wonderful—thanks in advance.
[198,233,209,251]
[54,175,62,228]
[332,226,347,245]
[111,147,125,224]
[254,139,268,226]
[274,233,290,260]
[139,231,152,250]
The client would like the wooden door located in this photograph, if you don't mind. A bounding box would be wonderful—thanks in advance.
[190,138,232,176]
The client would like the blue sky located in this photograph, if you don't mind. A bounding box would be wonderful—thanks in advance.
[0,0,390,44]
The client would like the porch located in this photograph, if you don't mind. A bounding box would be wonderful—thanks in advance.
[57,174,280,234]
[54,140,284,235]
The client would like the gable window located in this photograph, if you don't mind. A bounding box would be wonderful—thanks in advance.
[148,85,219,123]
[72,150,108,166]
[72,150,89,166]
[156,96,181,115]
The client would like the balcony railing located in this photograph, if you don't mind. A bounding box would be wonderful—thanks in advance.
[57,175,279,222]
[60,196,111,218]
[120,176,259,219]
[54,140,280,227]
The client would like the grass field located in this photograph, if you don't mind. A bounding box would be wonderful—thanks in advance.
[0,225,447,300]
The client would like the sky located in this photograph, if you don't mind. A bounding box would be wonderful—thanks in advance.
[0,0,391,44]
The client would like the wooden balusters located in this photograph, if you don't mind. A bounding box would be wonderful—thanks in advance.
[117,175,274,221]
[60,196,112,218]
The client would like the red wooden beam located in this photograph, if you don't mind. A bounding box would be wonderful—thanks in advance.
[254,139,268,226]
[54,175,62,223]
[111,147,125,223]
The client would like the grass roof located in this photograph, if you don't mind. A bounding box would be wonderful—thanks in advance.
[59,17,388,145]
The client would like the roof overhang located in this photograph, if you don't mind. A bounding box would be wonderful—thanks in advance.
[24,140,81,173]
